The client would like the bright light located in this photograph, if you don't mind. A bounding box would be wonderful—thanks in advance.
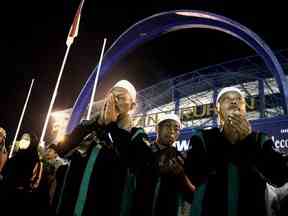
[51,111,70,120]
[175,11,217,20]
[54,133,65,143]
[51,111,70,143]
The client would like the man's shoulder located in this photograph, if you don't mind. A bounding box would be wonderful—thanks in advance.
[131,127,148,141]
[188,127,221,152]
[251,131,272,146]
[193,127,221,139]
[252,130,270,137]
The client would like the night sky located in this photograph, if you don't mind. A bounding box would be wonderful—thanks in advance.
[1,1,287,144]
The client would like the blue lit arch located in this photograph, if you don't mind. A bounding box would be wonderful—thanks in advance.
[66,10,288,133]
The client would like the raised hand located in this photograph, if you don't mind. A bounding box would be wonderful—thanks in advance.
[100,92,119,125]
[224,111,251,143]
[229,112,252,141]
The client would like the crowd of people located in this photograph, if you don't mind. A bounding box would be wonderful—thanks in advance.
[0,80,288,216]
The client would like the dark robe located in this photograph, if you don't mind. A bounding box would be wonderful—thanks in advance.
[129,129,190,216]
[55,117,131,216]
[0,147,51,216]
[185,128,288,216]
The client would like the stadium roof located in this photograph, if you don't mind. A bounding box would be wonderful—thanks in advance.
[51,49,288,136]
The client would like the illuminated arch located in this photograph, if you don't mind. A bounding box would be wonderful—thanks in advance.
[66,10,288,133]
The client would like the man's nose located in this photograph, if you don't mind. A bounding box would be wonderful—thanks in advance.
[231,98,238,105]
[169,127,178,135]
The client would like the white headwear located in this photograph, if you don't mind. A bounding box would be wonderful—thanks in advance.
[157,113,182,128]
[216,87,244,105]
[113,80,136,102]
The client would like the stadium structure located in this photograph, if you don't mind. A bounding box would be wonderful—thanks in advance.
[50,10,288,153]
[51,49,288,152]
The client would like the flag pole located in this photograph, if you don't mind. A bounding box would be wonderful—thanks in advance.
[9,79,35,158]
[86,38,107,120]
[39,0,86,147]
[39,45,72,147]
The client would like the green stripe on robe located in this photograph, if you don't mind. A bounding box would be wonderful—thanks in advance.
[74,145,102,216]
[228,163,239,216]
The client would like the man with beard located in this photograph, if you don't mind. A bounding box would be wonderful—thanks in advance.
[55,80,137,216]
[185,87,288,216]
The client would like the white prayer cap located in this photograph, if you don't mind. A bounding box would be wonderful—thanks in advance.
[216,87,244,105]
[157,113,182,128]
[113,80,136,102]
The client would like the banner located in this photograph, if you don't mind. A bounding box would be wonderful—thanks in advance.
[148,116,288,154]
